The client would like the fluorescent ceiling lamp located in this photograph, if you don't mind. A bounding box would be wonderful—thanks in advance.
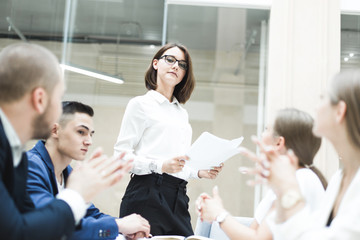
[60,64,124,84]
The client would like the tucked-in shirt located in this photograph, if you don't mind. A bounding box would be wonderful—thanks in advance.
[114,90,198,180]
[0,108,87,225]
[255,168,325,223]
[268,168,360,240]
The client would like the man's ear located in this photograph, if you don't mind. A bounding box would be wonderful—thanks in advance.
[51,123,60,138]
[336,100,347,124]
[31,87,48,114]
[152,59,159,70]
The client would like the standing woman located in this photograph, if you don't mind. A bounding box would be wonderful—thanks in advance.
[114,43,222,236]
[243,70,360,239]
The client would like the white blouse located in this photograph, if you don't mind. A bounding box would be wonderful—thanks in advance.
[114,90,198,180]
[268,168,360,240]
[255,168,325,224]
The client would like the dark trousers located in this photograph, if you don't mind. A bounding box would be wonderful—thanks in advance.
[119,173,193,236]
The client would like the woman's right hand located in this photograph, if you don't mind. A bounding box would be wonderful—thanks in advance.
[162,156,188,173]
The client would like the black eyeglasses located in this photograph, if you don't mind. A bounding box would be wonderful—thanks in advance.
[159,55,188,71]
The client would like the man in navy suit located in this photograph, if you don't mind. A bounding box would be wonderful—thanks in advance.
[27,101,150,239]
[0,43,134,239]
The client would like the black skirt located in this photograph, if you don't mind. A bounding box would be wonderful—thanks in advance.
[119,173,193,236]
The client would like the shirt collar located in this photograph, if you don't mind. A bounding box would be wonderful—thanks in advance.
[0,108,24,167]
[148,90,179,105]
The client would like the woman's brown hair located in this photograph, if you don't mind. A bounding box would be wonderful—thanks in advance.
[273,108,328,189]
[329,70,360,149]
[144,43,195,104]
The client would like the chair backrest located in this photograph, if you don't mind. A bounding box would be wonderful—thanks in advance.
[194,216,254,240]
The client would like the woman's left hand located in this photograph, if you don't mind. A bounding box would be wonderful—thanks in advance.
[196,186,226,222]
[198,163,224,179]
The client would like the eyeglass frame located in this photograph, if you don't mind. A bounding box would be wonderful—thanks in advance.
[159,55,188,71]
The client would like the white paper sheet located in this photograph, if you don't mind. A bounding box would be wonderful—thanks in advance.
[185,132,244,171]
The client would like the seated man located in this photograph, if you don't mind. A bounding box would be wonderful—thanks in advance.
[0,43,132,240]
[27,101,150,240]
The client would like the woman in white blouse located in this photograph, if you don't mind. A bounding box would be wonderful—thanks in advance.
[196,108,327,240]
[114,43,222,236]
[242,70,360,239]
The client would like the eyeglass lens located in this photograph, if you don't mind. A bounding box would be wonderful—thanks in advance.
[161,55,188,70]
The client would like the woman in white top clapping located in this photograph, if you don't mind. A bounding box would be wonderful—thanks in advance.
[114,43,223,237]
[241,70,360,239]
[197,108,327,240]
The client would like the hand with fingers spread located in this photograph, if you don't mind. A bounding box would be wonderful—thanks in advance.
[238,136,299,194]
[66,148,133,202]
[162,155,188,174]
[198,163,224,179]
[116,213,150,239]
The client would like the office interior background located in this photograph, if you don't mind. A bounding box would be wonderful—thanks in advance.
[0,0,359,228]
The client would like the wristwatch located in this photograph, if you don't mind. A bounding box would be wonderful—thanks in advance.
[215,211,229,225]
[149,161,157,173]
[281,189,303,209]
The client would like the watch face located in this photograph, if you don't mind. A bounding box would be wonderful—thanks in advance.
[216,211,229,223]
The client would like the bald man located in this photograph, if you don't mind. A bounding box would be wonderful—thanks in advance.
[0,43,132,240]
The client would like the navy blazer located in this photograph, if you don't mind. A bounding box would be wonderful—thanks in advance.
[0,120,75,240]
[27,140,119,240]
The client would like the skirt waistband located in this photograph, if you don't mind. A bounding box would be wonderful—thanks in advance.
[131,173,188,188]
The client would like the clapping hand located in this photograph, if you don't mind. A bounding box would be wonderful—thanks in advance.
[67,148,133,202]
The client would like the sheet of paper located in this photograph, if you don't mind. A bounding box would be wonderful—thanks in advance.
[185,132,244,171]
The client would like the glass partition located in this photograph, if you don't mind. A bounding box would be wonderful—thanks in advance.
[341,14,360,69]
[0,0,269,227]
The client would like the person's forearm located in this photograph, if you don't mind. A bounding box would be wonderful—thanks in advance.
[220,215,258,240]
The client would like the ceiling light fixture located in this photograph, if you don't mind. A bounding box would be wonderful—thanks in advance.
[60,64,124,84]
[344,57,349,62]
[349,53,354,57]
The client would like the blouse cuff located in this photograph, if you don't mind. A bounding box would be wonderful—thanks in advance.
[57,188,88,225]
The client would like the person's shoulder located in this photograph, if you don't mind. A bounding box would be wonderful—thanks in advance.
[27,147,48,172]
[27,147,43,163]
[296,168,316,179]
[296,168,324,192]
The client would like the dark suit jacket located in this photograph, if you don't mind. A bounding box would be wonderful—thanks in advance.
[0,120,75,240]
[27,141,118,240]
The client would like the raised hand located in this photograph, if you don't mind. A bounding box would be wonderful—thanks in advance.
[239,136,299,194]
[196,186,226,222]
[66,148,133,202]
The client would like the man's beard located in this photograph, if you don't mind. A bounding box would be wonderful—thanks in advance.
[31,103,53,140]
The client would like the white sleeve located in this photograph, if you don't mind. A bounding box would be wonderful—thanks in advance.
[295,169,325,211]
[56,188,88,225]
[267,170,360,240]
[254,190,276,223]
[268,205,360,240]
[114,98,164,175]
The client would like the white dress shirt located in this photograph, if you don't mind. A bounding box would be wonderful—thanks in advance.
[268,168,360,240]
[255,168,325,223]
[114,90,198,180]
[0,108,87,225]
